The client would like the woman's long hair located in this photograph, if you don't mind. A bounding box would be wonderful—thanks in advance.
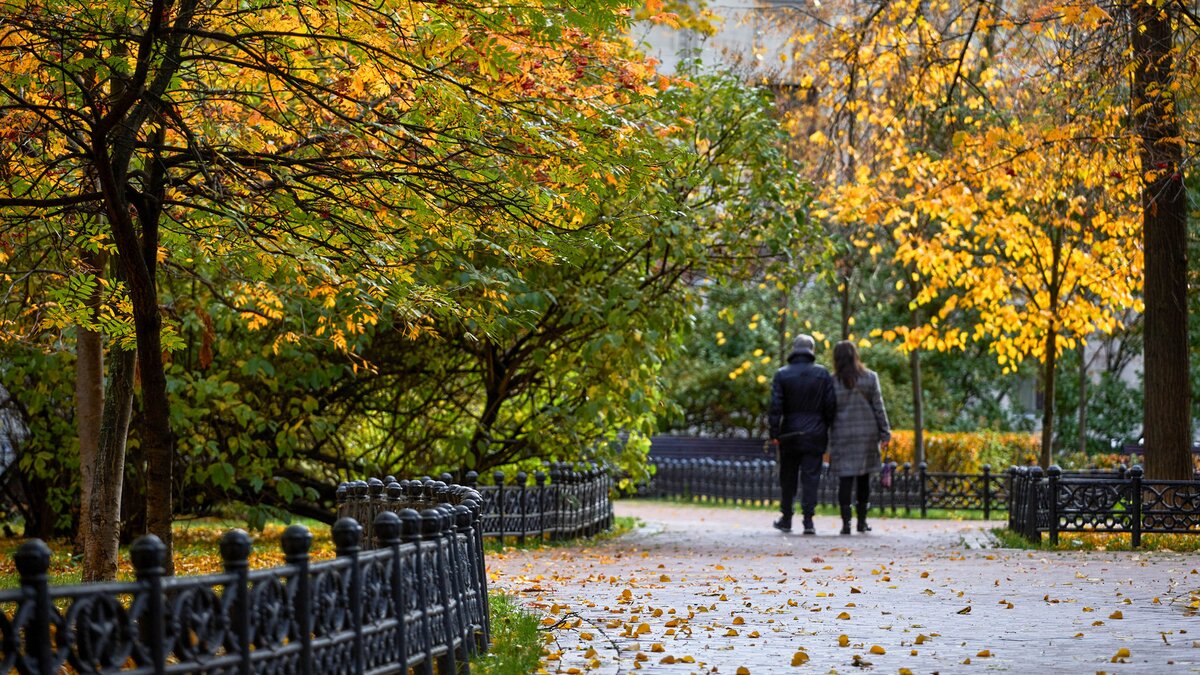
[833,340,865,390]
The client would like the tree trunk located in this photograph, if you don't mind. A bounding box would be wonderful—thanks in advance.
[1078,344,1088,456]
[76,249,107,554]
[75,328,103,552]
[1132,1,1192,480]
[1040,329,1057,468]
[97,150,175,572]
[909,348,924,467]
[83,348,135,581]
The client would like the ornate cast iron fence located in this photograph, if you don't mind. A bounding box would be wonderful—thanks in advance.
[1008,465,1200,548]
[0,501,488,674]
[643,458,1011,519]
[337,463,614,546]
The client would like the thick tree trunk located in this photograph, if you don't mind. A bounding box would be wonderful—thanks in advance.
[83,348,135,581]
[96,147,175,572]
[1132,2,1192,480]
[76,250,106,554]
[75,327,103,550]
[136,304,174,573]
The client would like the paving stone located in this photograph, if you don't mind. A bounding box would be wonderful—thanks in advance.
[488,500,1200,673]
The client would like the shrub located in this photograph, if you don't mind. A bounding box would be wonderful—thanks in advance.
[884,430,1040,473]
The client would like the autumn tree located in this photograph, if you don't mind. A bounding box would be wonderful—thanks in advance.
[1,0,675,574]
[748,0,1196,471]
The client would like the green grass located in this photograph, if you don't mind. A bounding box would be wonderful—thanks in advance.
[990,527,1200,552]
[483,515,640,553]
[471,593,544,675]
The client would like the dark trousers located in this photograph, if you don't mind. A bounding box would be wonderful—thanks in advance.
[779,450,824,517]
[838,474,870,508]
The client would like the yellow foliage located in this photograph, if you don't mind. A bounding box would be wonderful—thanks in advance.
[884,430,1040,473]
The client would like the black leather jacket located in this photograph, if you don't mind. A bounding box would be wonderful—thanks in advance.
[768,353,837,451]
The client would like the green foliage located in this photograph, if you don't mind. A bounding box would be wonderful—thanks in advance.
[0,346,79,535]
[661,283,786,436]
[1052,349,1143,457]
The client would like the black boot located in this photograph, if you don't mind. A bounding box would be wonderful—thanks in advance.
[840,506,852,535]
[801,515,816,535]
[856,503,871,533]
[773,513,792,533]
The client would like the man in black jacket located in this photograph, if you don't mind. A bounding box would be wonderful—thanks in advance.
[768,334,836,535]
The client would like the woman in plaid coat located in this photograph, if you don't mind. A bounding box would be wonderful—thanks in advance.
[828,340,891,534]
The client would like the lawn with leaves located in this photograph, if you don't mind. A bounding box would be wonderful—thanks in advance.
[0,518,336,588]
[991,527,1200,553]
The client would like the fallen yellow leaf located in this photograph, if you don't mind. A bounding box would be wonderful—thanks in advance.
[977,649,992,657]
[838,634,850,647]
[737,667,750,675]
[791,651,810,666]
[836,612,851,620]
[869,645,886,654]
[1109,610,1124,619]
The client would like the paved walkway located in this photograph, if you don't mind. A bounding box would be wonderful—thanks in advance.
[487,501,1200,673]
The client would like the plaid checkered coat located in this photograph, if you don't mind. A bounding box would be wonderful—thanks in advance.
[828,369,891,477]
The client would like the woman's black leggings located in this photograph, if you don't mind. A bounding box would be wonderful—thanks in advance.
[838,474,871,507]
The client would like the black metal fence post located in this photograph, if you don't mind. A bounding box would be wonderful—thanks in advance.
[494,470,506,545]
[433,506,466,670]
[130,535,167,675]
[461,494,490,649]
[422,509,455,675]
[333,517,366,675]
[282,524,314,675]
[535,471,547,541]
[982,464,992,520]
[918,462,928,518]
[1007,467,1019,531]
[516,471,528,545]
[1026,466,1044,542]
[887,461,898,514]
[902,463,912,515]
[1130,465,1144,548]
[15,539,54,675]
[398,508,433,675]
[1047,465,1061,545]
[220,529,254,675]
[373,511,406,667]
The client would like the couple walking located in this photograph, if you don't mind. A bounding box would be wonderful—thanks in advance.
[767,335,891,535]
